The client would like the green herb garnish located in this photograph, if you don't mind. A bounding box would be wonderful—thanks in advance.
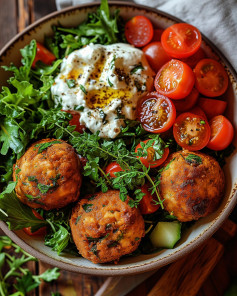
[35,141,62,154]
[66,78,76,88]
[130,62,144,74]
[79,84,87,94]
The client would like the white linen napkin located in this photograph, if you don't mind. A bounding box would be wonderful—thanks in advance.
[56,0,237,70]
[54,0,237,295]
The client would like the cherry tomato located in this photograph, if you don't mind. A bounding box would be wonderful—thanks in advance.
[152,29,164,42]
[188,106,208,121]
[63,110,86,133]
[125,16,154,47]
[138,183,160,214]
[32,42,56,67]
[172,87,199,112]
[23,210,46,236]
[194,59,229,97]
[105,162,123,178]
[135,140,169,168]
[137,92,176,133]
[155,59,195,99]
[181,47,206,68]
[161,23,202,58]
[142,42,171,72]
[197,97,227,119]
[173,112,211,150]
[207,115,234,150]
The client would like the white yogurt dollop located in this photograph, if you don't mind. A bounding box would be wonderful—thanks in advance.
[51,43,154,138]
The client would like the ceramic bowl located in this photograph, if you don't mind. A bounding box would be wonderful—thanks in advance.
[0,1,236,276]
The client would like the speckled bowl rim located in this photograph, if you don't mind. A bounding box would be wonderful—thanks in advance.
[0,1,237,276]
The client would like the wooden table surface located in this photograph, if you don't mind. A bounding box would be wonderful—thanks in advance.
[0,1,237,295]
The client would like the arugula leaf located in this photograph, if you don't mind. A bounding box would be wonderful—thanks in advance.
[0,117,25,155]
[2,40,36,82]
[33,267,60,283]
[45,224,70,255]
[0,190,47,230]
[14,271,39,294]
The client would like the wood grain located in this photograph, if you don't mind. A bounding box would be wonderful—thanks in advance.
[39,262,106,296]
[147,238,224,296]
[0,0,17,48]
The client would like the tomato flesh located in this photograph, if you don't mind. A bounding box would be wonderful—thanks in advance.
[135,140,169,168]
[194,59,229,97]
[173,112,211,150]
[137,92,176,133]
[152,29,164,42]
[142,42,171,72]
[161,23,202,58]
[181,47,206,68]
[155,59,195,99]
[32,42,56,67]
[105,162,123,178]
[173,87,199,112]
[197,97,227,119]
[207,115,234,150]
[23,210,46,236]
[125,16,154,47]
[63,110,86,133]
[138,183,160,214]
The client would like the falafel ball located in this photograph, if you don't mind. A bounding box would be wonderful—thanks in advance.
[70,190,145,264]
[13,139,82,210]
[159,150,225,222]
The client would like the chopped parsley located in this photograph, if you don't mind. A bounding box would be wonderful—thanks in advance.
[75,215,81,225]
[35,141,62,154]
[79,84,87,94]
[110,55,116,69]
[66,78,76,88]
[108,78,114,87]
[74,105,85,111]
[82,203,93,212]
[185,154,202,165]
[130,62,144,74]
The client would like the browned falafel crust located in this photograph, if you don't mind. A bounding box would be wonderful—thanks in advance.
[13,139,82,210]
[70,190,145,264]
[159,150,225,222]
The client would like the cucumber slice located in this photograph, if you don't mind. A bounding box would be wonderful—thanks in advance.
[150,221,181,249]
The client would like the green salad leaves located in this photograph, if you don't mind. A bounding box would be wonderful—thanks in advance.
[0,236,60,296]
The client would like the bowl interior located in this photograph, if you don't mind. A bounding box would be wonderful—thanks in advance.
[0,2,237,276]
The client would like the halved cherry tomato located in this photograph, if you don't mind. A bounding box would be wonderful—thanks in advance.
[125,16,154,47]
[135,139,169,168]
[152,29,164,42]
[207,115,234,151]
[181,47,206,68]
[32,42,56,68]
[172,87,199,112]
[138,183,160,214]
[142,42,171,72]
[105,162,123,178]
[197,97,227,119]
[62,110,86,133]
[23,210,46,236]
[161,23,202,58]
[194,59,229,97]
[188,106,208,121]
[173,112,211,150]
[137,92,176,133]
[155,59,195,99]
